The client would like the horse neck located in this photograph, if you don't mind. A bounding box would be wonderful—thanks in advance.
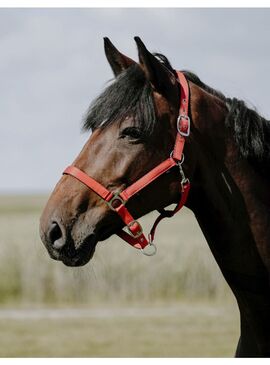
[186,82,270,281]
[184,82,270,354]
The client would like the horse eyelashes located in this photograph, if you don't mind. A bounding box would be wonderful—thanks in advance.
[120,127,143,141]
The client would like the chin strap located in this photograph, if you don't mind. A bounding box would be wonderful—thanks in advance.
[117,180,190,256]
[63,71,191,256]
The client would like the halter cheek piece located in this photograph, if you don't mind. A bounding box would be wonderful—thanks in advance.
[63,71,191,256]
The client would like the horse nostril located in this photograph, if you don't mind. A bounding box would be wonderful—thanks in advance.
[49,221,65,250]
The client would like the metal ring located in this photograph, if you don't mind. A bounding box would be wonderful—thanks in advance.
[179,153,185,165]
[106,193,125,211]
[141,243,157,256]
[170,151,185,165]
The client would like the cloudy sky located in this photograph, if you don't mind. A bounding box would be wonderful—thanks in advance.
[1,8,270,193]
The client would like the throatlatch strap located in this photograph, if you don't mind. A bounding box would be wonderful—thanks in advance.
[173,71,190,161]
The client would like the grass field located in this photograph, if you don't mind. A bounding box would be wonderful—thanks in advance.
[0,301,239,357]
[0,194,239,357]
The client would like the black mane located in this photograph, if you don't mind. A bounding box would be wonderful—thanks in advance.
[225,98,270,172]
[83,64,156,138]
[183,72,270,173]
[83,53,270,174]
[83,53,175,137]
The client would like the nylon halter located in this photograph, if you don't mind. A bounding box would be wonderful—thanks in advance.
[63,71,191,256]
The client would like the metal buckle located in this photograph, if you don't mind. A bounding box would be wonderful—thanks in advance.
[106,192,126,211]
[177,115,190,137]
[127,220,143,238]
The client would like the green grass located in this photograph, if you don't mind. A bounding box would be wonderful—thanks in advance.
[0,300,239,357]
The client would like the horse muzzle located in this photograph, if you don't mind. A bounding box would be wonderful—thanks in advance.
[40,217,98,267]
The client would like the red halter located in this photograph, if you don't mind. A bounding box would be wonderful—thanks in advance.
[63,71,191,256]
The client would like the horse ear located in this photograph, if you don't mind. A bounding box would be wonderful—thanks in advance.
[134,36,178,100]
[104,37,136,77]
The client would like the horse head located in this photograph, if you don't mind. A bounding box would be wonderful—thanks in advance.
[40,37,202,266]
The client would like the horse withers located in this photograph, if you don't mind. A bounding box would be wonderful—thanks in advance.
[40,37,270,357]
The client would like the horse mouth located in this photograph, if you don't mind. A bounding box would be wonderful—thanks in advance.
[58,234,98,267]
[44,217,122,267]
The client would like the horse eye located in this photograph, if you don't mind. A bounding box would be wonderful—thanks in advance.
[120,127,142,141]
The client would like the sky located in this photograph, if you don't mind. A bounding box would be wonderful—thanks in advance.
[1,8,270,193]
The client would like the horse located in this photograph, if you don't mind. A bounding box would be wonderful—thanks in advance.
[39,37,270,357]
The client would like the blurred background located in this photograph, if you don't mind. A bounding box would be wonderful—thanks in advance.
[0,7,269,357]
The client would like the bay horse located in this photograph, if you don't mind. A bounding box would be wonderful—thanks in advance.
[40,37,270,357]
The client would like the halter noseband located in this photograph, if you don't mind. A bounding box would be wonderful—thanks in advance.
[63,71,191,256]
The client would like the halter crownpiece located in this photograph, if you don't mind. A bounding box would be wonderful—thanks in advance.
[63,71,191,256]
